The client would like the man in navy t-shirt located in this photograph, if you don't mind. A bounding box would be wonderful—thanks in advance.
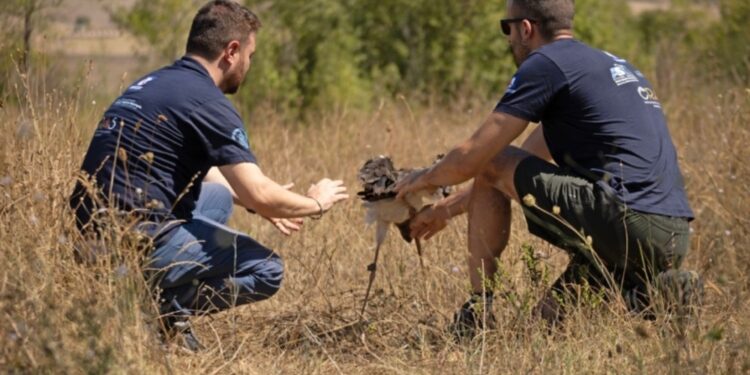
[70,0,348,351]
[395,0,701,338]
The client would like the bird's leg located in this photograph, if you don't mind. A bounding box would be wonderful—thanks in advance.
[360,241,382,320]
[360,221,389,320]
[415,238,424,269]
[408,207,425,269]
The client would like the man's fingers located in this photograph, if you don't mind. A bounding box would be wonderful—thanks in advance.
[410,220,427,238]
[395,187,408,200]
[334,193,349,202]
[393,176,411,199]
[284,220,301,231]
[282,182,295,190]
[276,222,291,236]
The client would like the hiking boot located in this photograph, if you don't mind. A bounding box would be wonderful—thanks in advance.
[449,293,496,342]
[159,300,205,352]
[160,315,204,352]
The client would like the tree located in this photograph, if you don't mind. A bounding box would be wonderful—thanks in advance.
[0,0,62,74]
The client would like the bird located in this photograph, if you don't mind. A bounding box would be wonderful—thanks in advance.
[356,155,450,317]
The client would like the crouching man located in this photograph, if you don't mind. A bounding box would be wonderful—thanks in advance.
[395,0,701,338]
[69,0,348,350]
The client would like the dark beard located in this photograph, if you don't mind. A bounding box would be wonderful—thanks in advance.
[511,43,530,67]
[222,73,243,94]
[224,83,239,94]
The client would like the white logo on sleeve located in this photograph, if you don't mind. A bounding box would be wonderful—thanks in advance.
[610,64,639,86]
[127,76,156,91]
[505,76,519,94]
[231,128,250,149]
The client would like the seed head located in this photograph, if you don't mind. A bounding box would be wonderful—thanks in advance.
[522,194,536,207]
[139,151,155,165]
[117,147,128,162]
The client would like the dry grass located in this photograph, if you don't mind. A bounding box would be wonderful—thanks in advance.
[1,61,749,374]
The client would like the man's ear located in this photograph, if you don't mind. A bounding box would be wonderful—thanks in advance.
[223,40,242,63]
[521,19,535,40]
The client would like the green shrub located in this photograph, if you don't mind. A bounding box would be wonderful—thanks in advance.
[114,0,748,116]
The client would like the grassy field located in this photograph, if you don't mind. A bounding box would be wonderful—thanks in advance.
[0,56,749,373]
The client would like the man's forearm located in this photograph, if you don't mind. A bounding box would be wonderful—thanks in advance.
[434,184,473,219]
[219,163,323,218]
[236,177,322,218]
[423,112,529,188]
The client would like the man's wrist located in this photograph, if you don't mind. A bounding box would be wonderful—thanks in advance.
[421,166,437,191]
[435,202,453,221]
[309,197,324,220]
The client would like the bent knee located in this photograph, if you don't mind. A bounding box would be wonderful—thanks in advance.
[477,146,531,199]
[237,254,285,302]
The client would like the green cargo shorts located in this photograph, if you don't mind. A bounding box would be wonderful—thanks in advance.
[513,156,691,298]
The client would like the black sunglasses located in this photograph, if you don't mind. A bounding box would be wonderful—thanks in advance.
[500,18,537,36]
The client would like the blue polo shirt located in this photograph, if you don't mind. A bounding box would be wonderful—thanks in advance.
[496,39,693,219]
[70,56,257,227]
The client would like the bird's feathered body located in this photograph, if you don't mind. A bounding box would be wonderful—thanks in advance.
[357,155,449,243]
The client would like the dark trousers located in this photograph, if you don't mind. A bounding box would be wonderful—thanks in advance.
[514,156,691,310]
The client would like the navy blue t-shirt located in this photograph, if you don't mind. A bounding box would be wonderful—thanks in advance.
[70,56,257,227]
[496,39,693,218]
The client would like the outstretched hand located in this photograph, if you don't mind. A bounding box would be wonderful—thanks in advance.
[307,178,349,211]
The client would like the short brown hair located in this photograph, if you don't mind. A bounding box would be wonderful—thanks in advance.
[186,0,262,59]
[510,0,574,40]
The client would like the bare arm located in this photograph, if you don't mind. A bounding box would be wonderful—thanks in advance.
[395,111,530,197]
[204,166,241,204]
[218,162,348,219]
[432,124,548,218]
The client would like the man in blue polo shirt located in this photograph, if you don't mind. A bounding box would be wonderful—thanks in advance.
[395,0,702,338]
[70,0,348,350]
